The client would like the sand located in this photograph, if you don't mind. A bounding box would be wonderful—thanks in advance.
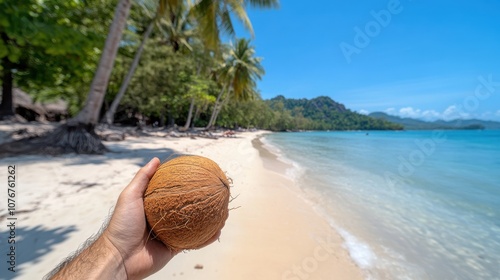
[0,124,364,280]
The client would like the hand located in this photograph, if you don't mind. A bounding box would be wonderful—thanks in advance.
[102,157,173,279]
[49,157,222,280]
[103,157,221,279]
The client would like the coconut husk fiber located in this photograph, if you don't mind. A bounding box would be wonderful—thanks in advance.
[144,155,230,251]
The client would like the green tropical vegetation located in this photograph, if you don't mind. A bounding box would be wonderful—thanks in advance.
[0,0,404,155]
[218,96,403,131]
[0,0,116,117]
[0,0,278,153]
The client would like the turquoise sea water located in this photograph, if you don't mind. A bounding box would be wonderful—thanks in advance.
[263,130,500,279]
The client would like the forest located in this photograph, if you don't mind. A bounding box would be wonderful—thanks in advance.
[0,0,400,155]
[218,96,403,131]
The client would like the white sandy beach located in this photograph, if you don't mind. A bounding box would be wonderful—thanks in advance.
[0,124,363,280]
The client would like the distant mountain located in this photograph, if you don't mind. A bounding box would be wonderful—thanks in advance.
[265,96,403,130]
[369,112,500,130]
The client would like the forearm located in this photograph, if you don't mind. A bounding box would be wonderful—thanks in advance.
[50,235,127,280]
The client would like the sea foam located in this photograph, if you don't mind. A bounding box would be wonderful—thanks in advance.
[315,206,377,271]
[262,134,377,274]
[264,130,500,279]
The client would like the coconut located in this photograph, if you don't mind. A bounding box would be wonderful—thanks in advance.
[143,155,230,250]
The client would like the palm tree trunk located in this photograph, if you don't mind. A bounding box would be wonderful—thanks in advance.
[159,109,166,127]
[212,102,223,127]
[1,0,134,155]
[73,0,132,125]
[191,105,200,128]
[210,91,231,128]
[206,84,226,129]
[103,20,155,125]
[181,97,195,130]
[181,65,202,130]
[0,57,14,119]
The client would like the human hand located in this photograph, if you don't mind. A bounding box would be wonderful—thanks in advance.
[49,157,221,280]
[100,157,172,279]
[102,157,221,279]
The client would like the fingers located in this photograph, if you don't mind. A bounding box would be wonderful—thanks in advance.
[141,157,161,179]
[126,157,161,196]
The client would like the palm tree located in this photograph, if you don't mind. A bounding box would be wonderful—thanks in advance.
[193,0,279,51]
[206,38,264,129]
[104,0,279,125]
[0,0,277,155]
[103,1,193,125]
[8,0,186,155]
[77,0,186,126]
[72,0,134,126]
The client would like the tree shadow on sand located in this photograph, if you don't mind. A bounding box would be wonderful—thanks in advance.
[0,146,176,168]
[0,225,77,279]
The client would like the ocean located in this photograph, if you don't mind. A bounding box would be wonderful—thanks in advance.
[262,130,500,280]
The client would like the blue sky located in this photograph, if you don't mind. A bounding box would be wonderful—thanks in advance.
[232,0,500,121]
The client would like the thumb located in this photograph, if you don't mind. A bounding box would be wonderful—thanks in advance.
[126,157,161,197]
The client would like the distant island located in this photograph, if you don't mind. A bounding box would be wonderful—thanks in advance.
[369,112,500,130]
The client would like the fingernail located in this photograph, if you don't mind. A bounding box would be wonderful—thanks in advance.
[145,158,155,168]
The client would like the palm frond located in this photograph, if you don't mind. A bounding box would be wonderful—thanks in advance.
[220,8,236,36]
[245,0,279,9]
[158,0,184,16]
[228,0,254,36]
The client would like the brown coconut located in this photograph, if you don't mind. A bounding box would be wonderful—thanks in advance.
[144,155,230,250]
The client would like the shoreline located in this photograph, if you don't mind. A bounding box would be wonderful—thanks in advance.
[258,133,393,279]
[249,136,365,279]
[258,130,500,280]
[0,127,364,279]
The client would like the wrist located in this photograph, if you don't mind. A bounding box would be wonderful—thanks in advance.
[50,233,128,280]
[92,234,128,279]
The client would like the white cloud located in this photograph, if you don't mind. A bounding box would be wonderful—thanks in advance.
[358,109,369,115]
[399,107,421,118]
[395,107,441,120]
[421,110,440,120]
[442,105,470,121]
[479,110,500,121]
[385,107,396,114]
[442,105,458,121]
[481,111,492,118]
[382,105,475,121]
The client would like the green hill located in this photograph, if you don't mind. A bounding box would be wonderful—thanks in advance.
[265,96,403,131]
